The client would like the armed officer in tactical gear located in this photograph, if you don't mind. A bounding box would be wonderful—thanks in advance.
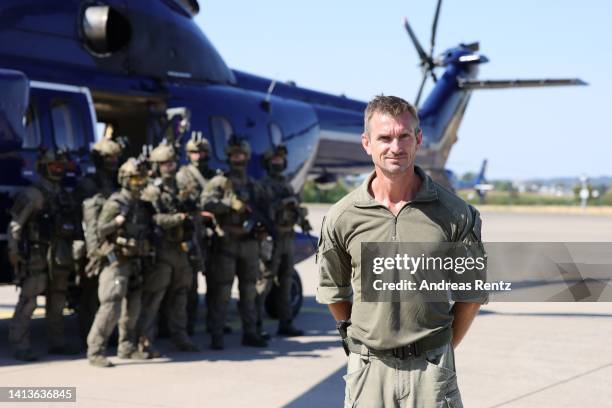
[86,158,153,367]
[257,145,311,337]
[7,149,81,361]
[138,143,200,354]
[176,133,216,335]
[202,138,270,349]
[74,137,123,344]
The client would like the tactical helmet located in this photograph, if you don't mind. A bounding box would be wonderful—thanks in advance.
[186,133,211,154]
[118,158,148,191]
[92,139,122,157]
[262,144,288,171]
[149,143,176,163]
[225,138,251,160]
[36,148,70,181]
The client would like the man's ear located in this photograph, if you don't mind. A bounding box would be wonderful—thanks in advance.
[362,132,371,155]
[415,128,423,149]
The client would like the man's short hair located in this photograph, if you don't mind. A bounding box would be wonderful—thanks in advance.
[364,95,420,135]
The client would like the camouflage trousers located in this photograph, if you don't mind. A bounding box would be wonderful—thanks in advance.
[9,266,70,351]
[343,343,462,408]
[256,231,295,323]
[208,235,259,337]
[86,259,142,358]
[77,274,99,345]
[137,244,193,347]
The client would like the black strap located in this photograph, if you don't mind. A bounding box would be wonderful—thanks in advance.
[346,326,452,359]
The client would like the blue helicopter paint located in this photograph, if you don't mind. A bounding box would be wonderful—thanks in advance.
[0,0,585,286]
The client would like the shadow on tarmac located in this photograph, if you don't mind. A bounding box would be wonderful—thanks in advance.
[282,365,345,408]
[0,296,340,367]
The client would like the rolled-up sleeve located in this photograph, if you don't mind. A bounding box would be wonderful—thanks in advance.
[316,216,353,304]
[451,205,489,304]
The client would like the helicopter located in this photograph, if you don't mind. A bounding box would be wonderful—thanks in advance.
[0,0,585,316]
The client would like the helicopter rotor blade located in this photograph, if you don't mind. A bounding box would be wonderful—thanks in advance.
[430,70,438,83]
[430,0,443,57]
[415,71,428,107]
[457,78,587,90]
[403,16,429,66]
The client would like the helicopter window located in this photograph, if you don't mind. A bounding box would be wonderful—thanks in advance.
[22,104,41,149]
[51,99,85,151]
[269,122,283,145]
[210,116,233,160]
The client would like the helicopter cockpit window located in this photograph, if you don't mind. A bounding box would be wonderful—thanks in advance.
[22,104,41,149]
[51,99,85,151]
[210,116,233,160]
[269,122,283,145]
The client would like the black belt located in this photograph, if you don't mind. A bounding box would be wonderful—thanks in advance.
[346,326,452,359]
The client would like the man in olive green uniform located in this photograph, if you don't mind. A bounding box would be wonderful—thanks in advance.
[201,139,269,349]
[317,95,487,408]
[176,134,216,335]
[138,143,200,354]
[74,138,123,344]
[256,145,311,337]
[86,158,153,367]
[7,149,81,361]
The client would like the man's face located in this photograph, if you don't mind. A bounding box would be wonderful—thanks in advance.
[230,152,246,162]
[270,156,284,166]
[229,152,247,170]
[189,151,208,163]
[362,111,422,176]
[159,160,177,176]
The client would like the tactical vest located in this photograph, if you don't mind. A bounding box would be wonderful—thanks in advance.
[222,172,256,228]
[157,179,189,243]
[26,183,81,267]
[266,176,299,227]
[108,192,153,257]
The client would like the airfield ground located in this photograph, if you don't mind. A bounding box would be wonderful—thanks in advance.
[1,205,611,407]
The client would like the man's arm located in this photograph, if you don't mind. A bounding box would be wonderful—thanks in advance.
[328,301,352,321]
[451,302,480,348]
[316,215,353,317]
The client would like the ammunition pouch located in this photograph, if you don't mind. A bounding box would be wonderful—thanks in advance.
[115,236,152,258]
[164,225,185,243]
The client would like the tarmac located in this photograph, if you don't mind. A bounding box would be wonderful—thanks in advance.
[1,205,611,408]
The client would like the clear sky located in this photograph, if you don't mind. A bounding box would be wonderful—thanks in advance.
[195,0,611,180]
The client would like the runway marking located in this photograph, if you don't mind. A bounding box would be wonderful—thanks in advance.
[487,362,612,407]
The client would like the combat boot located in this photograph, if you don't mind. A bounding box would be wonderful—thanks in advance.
[139,337,162,358]
[88,355,114,368]
[256,321,271,341]
[210,334,224,350]
[173,336,201,352]
[118,345,151,360]
[13,349,38,362]
[242,332,268,348]
[278,320,304,337]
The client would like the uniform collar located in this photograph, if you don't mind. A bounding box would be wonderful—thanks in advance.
[353,165,438,208]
